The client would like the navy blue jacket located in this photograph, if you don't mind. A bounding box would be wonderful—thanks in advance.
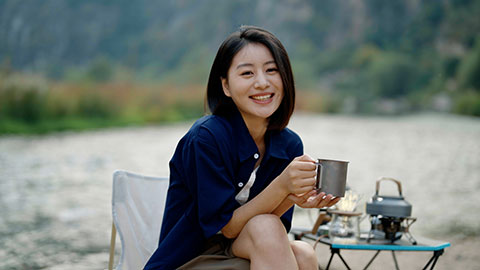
[144,110,303,269]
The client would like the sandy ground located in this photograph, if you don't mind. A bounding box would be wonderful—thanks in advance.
[0,113,479,269]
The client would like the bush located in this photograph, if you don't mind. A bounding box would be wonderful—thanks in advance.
[86,57,114,82]
[367,52,418,98]
[76,93,115,118]
[0,85,46,123]
[457,38,480,91]
[453,90,480,116]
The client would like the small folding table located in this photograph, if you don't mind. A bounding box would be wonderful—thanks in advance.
[291,230,450,270]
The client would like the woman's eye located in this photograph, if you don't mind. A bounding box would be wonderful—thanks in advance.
[267,68,278,73]
[241,71,253,76]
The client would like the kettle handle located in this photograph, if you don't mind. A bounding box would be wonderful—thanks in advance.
[376,177,403,196]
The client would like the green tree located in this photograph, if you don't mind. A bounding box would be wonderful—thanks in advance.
[368,53,418,98]
[86,57,113,82]
[457,38,480,91]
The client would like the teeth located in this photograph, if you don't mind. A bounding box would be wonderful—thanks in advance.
[251,94,272,101]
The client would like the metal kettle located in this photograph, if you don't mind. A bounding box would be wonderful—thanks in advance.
[366,177,412,218]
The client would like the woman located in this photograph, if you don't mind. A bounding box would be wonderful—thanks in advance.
[144,26,340,270]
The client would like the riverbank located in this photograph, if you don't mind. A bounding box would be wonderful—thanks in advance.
[1,113,479,269]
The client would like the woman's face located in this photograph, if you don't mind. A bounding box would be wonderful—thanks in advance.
[221,43,284,127]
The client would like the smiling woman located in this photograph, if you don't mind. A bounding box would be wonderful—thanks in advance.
[144,26,339,270]
[206,26,296,132]
[220,43,284,133]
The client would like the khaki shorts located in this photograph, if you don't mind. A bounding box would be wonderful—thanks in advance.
[178,234,250,270]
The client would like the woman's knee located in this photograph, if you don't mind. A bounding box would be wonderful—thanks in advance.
[243,214,288,246]
[290,241,317,269]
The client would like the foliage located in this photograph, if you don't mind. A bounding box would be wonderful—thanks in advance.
[453,90,480,116]
[0,0,480,130]
[457,38,480,91]
[0,73,204,134]
[85,57,114,83]
[367,52,418,98]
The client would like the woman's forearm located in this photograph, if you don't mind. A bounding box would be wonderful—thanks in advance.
[272,196,295,217]
[221,178,289,238]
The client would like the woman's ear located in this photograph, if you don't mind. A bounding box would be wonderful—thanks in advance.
[221,77,231,97]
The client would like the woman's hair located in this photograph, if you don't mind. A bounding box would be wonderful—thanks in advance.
[206,25,295,131]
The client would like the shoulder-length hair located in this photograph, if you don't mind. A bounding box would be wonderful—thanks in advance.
[206,26,295,131]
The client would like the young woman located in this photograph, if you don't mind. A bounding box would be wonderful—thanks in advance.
[144,26,340,270]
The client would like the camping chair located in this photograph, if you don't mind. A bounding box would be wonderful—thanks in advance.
[108,170,169,270]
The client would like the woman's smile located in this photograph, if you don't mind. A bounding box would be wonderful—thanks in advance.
[250,93,275,103]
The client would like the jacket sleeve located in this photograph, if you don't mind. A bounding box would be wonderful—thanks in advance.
[183,126,240,239]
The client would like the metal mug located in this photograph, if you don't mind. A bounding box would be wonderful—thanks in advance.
[315,159,349,197]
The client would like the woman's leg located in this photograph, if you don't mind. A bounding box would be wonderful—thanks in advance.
[231,214,299,270]
[290,240,318,270]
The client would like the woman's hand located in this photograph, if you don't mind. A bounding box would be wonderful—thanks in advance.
[276,154,317,196]
[288,190,341,209]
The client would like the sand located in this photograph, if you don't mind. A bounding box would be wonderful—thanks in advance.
[0,113,479,269]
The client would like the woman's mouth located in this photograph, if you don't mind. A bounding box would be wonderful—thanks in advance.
[250,93,274,102]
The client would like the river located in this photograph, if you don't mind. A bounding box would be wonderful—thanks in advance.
[1,113,479,269]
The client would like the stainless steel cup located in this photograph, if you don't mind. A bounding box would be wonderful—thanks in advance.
[316,159,349,197]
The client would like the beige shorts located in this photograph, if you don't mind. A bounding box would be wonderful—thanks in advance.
[178,234,250,270]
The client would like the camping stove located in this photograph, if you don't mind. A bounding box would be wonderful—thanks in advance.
[367,215,417,244]
[365,177,417,245]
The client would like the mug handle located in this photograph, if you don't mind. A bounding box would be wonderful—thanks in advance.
[316,162,324,192]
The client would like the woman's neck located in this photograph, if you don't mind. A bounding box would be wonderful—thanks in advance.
[242,116,267,153]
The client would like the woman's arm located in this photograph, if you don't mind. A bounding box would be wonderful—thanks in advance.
[221,155,316,238]
[271,196,295,217]
[221,177,289,238]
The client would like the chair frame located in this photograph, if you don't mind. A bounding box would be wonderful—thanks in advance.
[107,170,168,270]
[108,222,118,270]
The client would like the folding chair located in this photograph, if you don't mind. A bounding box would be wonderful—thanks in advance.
[108,170,169,270]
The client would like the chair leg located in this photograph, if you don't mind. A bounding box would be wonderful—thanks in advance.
[108,222,117,270]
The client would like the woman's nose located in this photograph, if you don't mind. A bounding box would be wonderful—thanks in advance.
[254,72,269,89]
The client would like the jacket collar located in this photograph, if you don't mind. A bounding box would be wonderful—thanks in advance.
[266,129,290,161]
[229,108,290,163]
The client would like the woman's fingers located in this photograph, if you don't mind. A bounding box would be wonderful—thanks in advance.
[294,185,316,195]
[294,154,316,163]
[290,161,316,172]
[291,155,317,171]
[326,196,341,207]
[290,188,342,209]
[316,194,333,208]
[287,194,303,204]
[287,190,316,205]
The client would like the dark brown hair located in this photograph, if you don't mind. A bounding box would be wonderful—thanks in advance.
[206,26,295,131]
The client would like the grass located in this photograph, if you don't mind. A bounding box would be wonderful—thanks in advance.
[0,73,205,135]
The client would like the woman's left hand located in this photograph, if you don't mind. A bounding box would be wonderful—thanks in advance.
[288,190,341,209]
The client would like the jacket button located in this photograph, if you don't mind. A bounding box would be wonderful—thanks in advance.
[254,153,259,159]
[238,182,244,187]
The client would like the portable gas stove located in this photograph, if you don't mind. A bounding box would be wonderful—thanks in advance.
[366,177,417,245]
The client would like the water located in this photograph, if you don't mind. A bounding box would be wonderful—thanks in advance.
[1,113,479,269]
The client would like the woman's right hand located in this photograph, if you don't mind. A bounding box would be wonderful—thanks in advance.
[277,154,317,196]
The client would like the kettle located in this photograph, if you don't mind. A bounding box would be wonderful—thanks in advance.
[366,177,412,218]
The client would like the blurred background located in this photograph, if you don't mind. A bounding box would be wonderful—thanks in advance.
[0,0,479,269]
[1,0,479,133]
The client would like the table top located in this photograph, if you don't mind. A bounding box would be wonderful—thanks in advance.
[320,236,450,251]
